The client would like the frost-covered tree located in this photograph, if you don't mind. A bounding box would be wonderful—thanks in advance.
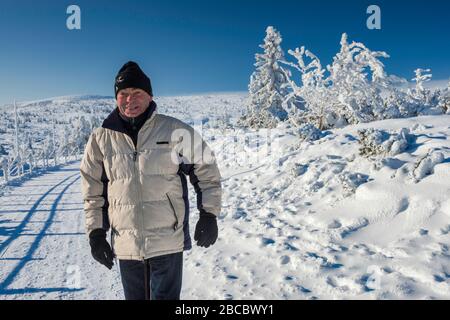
[240,26,289,128]
[13,100,20,158]
[40,133,54,167]
[70,116,91,153]
[412,68,432,97]
[51,113,58,165]
[243,28,445,130]
[57,125,72,163]
[405,69,442,116]
[280,46,331,129]
[280,33,393,129]
[438,80,450,114]
[89,114,101,131]
[21,133,35,173]
[326,33,390,125]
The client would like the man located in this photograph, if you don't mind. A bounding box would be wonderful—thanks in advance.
[80,61,222,300]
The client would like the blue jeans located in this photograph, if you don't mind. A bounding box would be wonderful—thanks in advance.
[119,252,183,300]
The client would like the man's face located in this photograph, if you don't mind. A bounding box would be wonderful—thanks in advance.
[116,88,152,118]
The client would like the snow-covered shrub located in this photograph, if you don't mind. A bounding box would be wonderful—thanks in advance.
[339,171,369,194]
[358,129,388,157]
[412,151,445,181]
[296,123,323,141]
[358,128,412,158]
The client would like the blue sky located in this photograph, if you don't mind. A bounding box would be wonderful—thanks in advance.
[0,0,449,105]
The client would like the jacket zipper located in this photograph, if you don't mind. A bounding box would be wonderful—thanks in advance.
[130,112,157,261]
[135,149,145,261]
[129,138,145,261]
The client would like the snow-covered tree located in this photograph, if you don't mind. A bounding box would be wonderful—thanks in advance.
[438,80,450,114]
[280,33,393,129]
[326,33,390,125]
[412,68,432,96]
[89,114,101,131]
[404,69,443,116]
[41,133,54,167]
[240,26,289,128]
[280,46,331,129]
[57,125,72,163]
[70,116,91,153]
[13,100,20,158]
[21,133,35,173]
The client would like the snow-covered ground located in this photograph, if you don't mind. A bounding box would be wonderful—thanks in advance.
[0,94,449,299]
[205,115,450,300]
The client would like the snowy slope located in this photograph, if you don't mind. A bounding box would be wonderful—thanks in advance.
[203,115,450,299]
[0,94,449,300]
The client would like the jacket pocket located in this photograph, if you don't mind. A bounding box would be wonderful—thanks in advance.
[166,193,181,231]
[140,144,180,175]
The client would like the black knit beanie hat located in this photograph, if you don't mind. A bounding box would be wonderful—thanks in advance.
[114,61,153,98]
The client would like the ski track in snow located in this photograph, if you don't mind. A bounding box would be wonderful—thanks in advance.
[0,163,123,299]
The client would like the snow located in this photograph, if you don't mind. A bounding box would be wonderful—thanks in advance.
[412,151,445,180]
[0,163,123,299]
[0,94,449,300]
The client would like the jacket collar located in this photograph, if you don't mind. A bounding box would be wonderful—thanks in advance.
[102,100,157,134]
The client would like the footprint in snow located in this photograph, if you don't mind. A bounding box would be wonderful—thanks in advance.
[226,274,239,280]
[284,242,299,251]
[224,293,233,300]
[328,220,342,229]
[382,266,394,274]
[261,237,275,246]
[297,285,312,293]
[340,218,369,238]
[280,256,290,265]
[344,134,357,141]
[433,275,446,283]
[326,155,343,160]
[396,197,409,215]
[232,209,247,220]
[440,225,450,235]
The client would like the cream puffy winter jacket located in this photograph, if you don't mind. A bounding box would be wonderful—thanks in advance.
[80,102,222,260]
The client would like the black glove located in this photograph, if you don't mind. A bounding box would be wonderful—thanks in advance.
[194,211,218,248]
[89,228,114,270]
